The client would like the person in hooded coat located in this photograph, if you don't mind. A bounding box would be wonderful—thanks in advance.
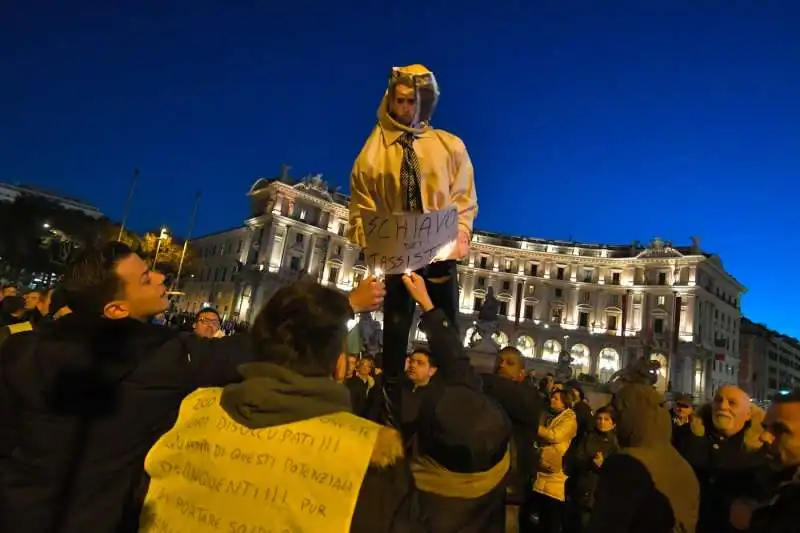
[347,64,478,426]
[586,382,700,533]
[138,278,422,533]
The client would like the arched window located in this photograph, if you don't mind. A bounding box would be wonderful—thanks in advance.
[598,347,621,383]
[542,340,561,362]
[570,343,591,377]
[516,335,535,358]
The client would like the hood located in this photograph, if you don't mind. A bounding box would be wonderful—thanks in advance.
[612,383,672,447]
[377,64,439,137]
[2,313,179,414]
[690,401,765,451]
[221,362,404,468]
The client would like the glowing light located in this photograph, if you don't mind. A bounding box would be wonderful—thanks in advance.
[433,240,457,262]
[404,269,411,276]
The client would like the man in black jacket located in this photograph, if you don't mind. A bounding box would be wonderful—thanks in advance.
[0,241,385,533]
[481,346,543,529]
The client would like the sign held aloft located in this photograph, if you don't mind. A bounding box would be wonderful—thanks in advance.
[362,206,458,275]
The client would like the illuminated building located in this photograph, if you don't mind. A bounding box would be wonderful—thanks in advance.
[179,169,745,400]
[739,318,800,403]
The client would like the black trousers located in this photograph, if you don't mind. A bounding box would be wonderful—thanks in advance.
[381,259,459,380]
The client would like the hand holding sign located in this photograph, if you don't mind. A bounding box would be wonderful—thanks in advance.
[362,207,459,276]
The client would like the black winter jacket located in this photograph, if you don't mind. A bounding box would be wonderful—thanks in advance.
[0,314,253,533]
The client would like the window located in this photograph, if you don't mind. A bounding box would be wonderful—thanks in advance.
[337,223,345,237]
[358,251,365,261]
[477,277,486,288]
[530,263,539,276]
[657,295,666,306]
[555,288,563,298]
[328,266,340,283]
[502,281,511,291]
[583,269,593,283]
[499,301,508,316]
[581,291,591,304]
[608,294,620,307]
[289,256,301,272]
[237,239,243,253]
[611,272,621,285]
[579,311,590,328]
[557,267,565,280]
[295,233,304,244]
[473,297,483,311]
[221,267,227,281]
[654,318,665,334]
[607,315,618,330]
[479,256,488,269]
[658,272,667,285]
[299,208,307,221]
[552,307,563,323]
[504,259,513,272]
[524,304,534,319]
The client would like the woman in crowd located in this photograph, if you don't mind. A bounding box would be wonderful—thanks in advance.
[564,405,620,533]
[531,389,578,533]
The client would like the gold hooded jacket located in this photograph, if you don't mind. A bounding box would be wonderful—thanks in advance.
[347,64,478,249]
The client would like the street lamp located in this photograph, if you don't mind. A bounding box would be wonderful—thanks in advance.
[152,227,169,268]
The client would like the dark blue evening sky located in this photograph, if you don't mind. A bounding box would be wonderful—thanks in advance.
[3,1,799,335]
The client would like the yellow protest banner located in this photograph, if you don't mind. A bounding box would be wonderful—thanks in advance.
[139,387,381,533]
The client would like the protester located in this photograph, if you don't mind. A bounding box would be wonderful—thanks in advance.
[481,346,544,528]
[564,405,620,533]
[0,241,387,533]
[400,272,511,533]
[192,307,223,339]
[678,385,769,533]
[587,381,699,533]
[732,389,800,532]
[138,278,421,533]
[531,388,578,533]
[346,355,377,416]
[671,392,695,449]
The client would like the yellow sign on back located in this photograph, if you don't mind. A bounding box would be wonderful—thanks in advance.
[139,387,381,533]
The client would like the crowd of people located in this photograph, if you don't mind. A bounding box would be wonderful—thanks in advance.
[0,241,798,533]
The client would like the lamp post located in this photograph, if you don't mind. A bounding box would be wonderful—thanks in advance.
[152,227,169,268]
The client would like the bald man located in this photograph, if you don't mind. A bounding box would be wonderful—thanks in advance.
[678,385,770,533]
[481,347,542,529]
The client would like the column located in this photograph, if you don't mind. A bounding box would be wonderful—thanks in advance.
[508,281,520,321]
[568,288,579,325]
[268,223,287,272]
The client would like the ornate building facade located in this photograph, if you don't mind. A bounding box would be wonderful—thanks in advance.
[738,318,800,404]
[178,171,746,401]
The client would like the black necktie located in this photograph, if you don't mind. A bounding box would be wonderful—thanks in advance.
[398,133,423,212]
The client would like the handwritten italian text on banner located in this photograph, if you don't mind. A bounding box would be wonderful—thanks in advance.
[361,206,458,275]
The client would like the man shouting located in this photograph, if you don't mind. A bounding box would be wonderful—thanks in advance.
[348,64,478,414]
